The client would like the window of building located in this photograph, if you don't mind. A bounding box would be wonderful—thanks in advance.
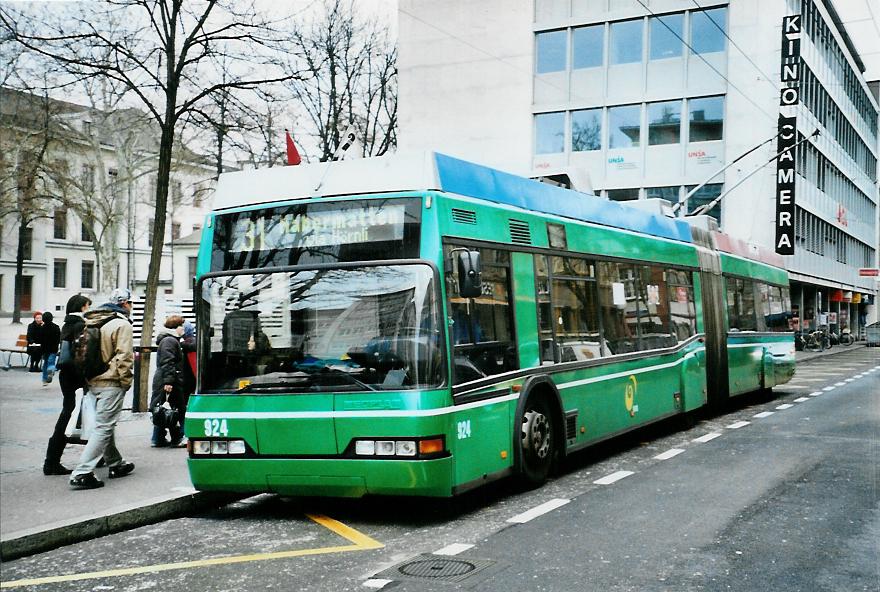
[685,183,723,223]
[608,104,641,148]
[690,7,727,54]
[171,222,181,241]
[536,30,567,73]
[53,259,67,288]
[688,96,724,142]
[607,188,640,201]
[192,189,203,208]
[646,186,679,205]
[53,209,67,240]
[445,246,518,384]
[147,218,154,247]
[172,180,183,207]
[535,112,565,154]
[81,260,94,289]
[81,222,91,243]
[571,108,602,152]
[80,164,95,193]
[650,13,683,59]
[188,256,198,279]
[573,24,604,69]
[648,100,681,145]
[610,19,643,65]
[22,227,32,260]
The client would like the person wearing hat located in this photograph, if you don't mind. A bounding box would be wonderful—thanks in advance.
[69,288,136,490]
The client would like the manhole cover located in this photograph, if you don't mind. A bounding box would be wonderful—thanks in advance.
[376,554,496,584]
[399,558,475,579]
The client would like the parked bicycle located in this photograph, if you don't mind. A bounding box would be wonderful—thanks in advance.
[800,329,826,352]
[839,328,855,346]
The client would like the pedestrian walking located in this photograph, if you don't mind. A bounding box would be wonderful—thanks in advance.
[43,295,91,476]
[26,311,44,372]
[40,311,61,385]
[69,288,136,490]
[150,315,186,448]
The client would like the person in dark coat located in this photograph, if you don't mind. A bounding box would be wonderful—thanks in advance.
[26,311,44,372]
[150,315,186,448]
[43,295,91,475]
[40,311,61,385]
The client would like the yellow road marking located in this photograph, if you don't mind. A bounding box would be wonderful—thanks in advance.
[0,514,383,589]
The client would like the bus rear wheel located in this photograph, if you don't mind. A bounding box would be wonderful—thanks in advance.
[519,396,556,486]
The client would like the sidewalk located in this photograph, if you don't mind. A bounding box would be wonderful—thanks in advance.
[0,366,232,560]
[794,340,871,363]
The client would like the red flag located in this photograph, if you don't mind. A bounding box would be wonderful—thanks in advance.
[285,130,301,165]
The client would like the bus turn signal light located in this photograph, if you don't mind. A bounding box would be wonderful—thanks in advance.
[418,438,444,455]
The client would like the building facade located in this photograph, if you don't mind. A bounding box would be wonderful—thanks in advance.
[0,88,213,318]
[399,0,879,333]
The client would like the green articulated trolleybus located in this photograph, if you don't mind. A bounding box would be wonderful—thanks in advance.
[185,152,795,497]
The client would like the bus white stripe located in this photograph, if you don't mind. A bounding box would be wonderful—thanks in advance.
[186,393,520,420]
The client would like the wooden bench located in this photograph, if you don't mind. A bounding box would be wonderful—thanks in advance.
[1,334,29,370]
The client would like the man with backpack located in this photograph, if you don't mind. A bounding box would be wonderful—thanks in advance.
[69,288,136,490]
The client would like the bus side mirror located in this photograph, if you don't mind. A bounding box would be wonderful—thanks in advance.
[457,251,482,298]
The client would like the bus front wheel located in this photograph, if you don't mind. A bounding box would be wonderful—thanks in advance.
[519,396,556,485]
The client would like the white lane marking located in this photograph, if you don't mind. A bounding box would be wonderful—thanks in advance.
[793,397,810,403]
[753,411,775,418]
[363,579,393,589]
[726,421,750,429]
[844,378,855,382]
[789,378,824,382]
[507,498,571,523]
[434,543,475,556]
[781,385,810,390]
[822,386,836,392]
[593,471,635,486]
[692,432,722,443]
[809,391,823,397]
[776,404,794,410]
[834,382,847,386]
[654,448,685,460]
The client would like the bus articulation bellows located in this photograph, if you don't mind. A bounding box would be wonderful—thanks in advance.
[185,152,795,497]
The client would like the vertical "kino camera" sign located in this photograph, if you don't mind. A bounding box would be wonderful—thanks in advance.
[776,14,800,255]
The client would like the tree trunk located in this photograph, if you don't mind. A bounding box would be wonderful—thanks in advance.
[11,221,27,324]
[137,119,175,410]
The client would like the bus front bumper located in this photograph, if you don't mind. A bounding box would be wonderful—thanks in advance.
[187,456,456,498]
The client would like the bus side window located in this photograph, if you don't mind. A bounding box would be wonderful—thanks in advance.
[667,269,696,341]
[445,246,519,385]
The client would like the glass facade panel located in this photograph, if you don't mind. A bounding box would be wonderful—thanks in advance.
[610,19,643,65]
[685,183,723,223]
[646,186,680,205]
[536,112,565,154]
[573,25,604,69]
[572,108,602,152]
[608,104,641,148]
[688,96,724,142]
[607,188,640,201]
[648,100,681,145]
[650,14,683,59]
[536,30,567,73]
[691,8,727,54]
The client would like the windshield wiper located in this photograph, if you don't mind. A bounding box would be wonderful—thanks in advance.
[320,368,378,391]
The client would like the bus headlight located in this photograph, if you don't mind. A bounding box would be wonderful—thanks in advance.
[193,440,212,455]
[227,440,246,455]
[395,441,417,456]
[355,440,376,455]
[376,440,396,456]
[211,441,228,454]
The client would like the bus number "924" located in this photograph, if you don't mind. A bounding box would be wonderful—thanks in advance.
[204,419,229,437]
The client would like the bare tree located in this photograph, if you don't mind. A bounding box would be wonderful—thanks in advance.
[1,0,299,406]
[287,0,397,161]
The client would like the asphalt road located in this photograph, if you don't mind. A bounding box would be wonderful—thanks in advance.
[1,347,877,592]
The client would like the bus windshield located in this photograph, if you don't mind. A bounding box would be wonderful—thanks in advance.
[199,264,444,393]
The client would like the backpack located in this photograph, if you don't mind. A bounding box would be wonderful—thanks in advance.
[73,316,115,380]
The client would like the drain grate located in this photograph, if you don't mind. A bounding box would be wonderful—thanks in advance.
[376,554,495,584]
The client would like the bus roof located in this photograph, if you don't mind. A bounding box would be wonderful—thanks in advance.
[214,151,694,244]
